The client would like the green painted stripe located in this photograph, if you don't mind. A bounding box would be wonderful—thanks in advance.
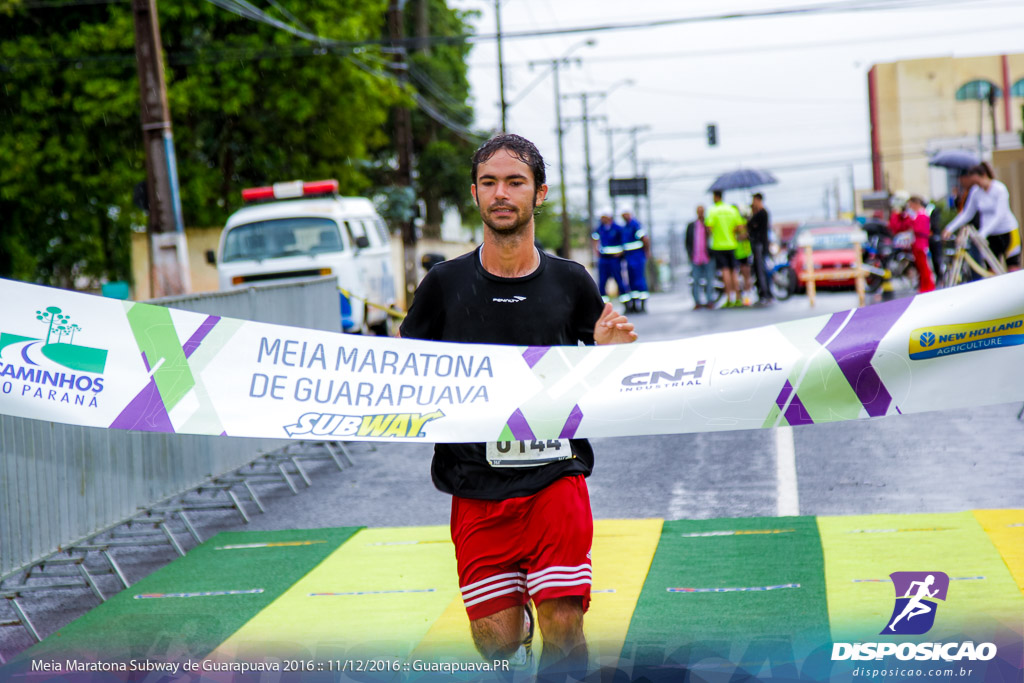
[126,302,195,411]
[19,527,360,662]
[622,516,830,673]
[818,512,1024,643]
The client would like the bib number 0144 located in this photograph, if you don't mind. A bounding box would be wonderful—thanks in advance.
[486,439,573,468]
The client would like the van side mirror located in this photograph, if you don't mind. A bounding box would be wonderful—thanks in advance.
[355,235,370,249]
[205,249,216,265]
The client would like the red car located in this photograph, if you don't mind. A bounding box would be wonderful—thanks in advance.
[789,222,866,291]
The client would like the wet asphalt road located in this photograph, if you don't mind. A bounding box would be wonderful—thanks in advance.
[2,277,1022,662]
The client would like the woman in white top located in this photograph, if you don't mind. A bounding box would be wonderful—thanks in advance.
[943,162,1021,270]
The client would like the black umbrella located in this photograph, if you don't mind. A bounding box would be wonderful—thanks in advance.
[928,150,979,171]
[708,168,778,193]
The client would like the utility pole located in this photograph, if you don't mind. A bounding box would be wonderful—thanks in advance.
[848,164,857,218]
[988,87,998,153]
[132,0,190,297]
[604,124,649,217]
[495,0,507,131]
[833,177,841,220]
[528,55,581,259]
[605,128,617,217]
[564,91,607,247]
[388,0,418,309]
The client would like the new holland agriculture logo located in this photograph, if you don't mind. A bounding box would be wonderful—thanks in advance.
[0,305,108,402]
[832,571,997,663]
[909,314,1024,360]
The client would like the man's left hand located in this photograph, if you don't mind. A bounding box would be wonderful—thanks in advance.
[594,303,638,345]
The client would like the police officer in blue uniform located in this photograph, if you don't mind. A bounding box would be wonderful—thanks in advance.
[620,209,650,313]
[591,209,630,306]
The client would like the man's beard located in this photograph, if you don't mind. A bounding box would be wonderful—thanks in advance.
[480,199,536,237]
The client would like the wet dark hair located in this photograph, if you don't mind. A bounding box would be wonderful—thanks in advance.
[752,192,763,200]
[967,162,994,179]
[471,134,546,187]
[712,190,723,201]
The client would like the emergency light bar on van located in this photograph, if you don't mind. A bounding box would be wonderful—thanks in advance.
[241,179,339,203]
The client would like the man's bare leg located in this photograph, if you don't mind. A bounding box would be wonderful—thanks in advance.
[469,604,527,660]
[537,596,587,681]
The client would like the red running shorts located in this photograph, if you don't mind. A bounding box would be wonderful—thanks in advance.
[451,475,594,621]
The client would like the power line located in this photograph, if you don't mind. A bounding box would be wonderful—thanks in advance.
[481,17,1024,69]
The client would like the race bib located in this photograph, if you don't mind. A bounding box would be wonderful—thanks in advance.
[486,439,574,468]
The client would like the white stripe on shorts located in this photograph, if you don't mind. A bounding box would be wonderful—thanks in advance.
[527,564,592,590]
[528,577,594,594]
[461,577,527,601]
[462,585,525,608]
[460,571,526,594]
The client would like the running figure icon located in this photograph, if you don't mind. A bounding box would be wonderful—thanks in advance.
[887,574,939,632]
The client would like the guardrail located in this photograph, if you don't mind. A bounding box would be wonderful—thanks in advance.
[0,277,341,581]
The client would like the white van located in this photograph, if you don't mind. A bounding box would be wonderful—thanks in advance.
[210,179,396,334]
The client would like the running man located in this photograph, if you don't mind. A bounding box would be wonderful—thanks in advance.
[400,134,637,679]
[887,574,939,632]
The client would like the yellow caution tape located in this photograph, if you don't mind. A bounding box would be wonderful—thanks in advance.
[339,287,407,320]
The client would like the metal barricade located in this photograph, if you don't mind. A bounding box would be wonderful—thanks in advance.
[0,277,341,581]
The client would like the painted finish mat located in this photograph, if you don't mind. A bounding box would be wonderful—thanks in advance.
[5,512,1023,682]
[12,528,359,665]
[621,516,831,680]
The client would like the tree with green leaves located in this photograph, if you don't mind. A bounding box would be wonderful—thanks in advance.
[402,0,484,238]
[0,0,410,288]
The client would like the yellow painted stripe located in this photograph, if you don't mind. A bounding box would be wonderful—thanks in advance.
[410,519,664,666]
[818,512,1023,643]
[210,526,458,661]
[974,509,1024,595]
[584,519,664,668]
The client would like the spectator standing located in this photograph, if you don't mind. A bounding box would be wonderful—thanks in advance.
[705,190,744,307]
[926,200,944,285]
[685,205,715,309]
[892,196,935,292]
[943,162,1021,272]
[747,193,774,304]
[733,215,753,306]
[592,210,630,306]
[620,209,650,313]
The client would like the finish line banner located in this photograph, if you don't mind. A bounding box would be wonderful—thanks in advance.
[1,274,1023,443]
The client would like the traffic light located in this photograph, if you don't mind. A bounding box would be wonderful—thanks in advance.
[706,123,717,147]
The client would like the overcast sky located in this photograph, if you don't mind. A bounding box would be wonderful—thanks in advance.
[448,0,1024,239]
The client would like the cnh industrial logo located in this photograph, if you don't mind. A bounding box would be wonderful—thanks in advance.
[832,571,997,663]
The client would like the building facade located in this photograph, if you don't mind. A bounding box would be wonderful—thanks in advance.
[868,53,1024,198]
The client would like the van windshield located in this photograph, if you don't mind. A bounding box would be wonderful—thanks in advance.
[222,217,343,262]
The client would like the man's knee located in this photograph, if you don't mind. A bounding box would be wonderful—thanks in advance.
[536,597,585,645]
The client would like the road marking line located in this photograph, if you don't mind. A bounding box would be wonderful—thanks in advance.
[775,425,799,516]
[667,583,801,593]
